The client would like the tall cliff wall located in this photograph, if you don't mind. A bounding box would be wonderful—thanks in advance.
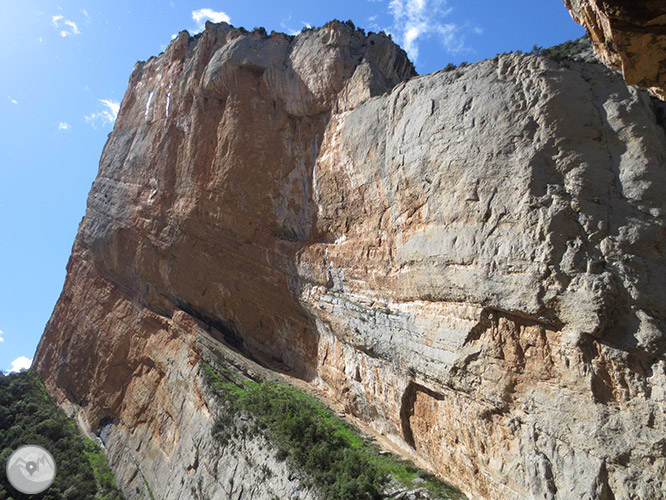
[35,21,666,500]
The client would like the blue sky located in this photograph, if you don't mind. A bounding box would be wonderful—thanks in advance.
[0,1,583,373]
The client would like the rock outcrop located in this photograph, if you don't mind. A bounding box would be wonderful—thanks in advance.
[564,0,666,100]
[35,20,666,500]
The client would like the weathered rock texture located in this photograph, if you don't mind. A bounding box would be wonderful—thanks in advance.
[35,20,666,500]
[564,0,666,100]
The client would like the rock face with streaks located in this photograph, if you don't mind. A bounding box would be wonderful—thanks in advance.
[35,20,666,500]
[564,0,666,100]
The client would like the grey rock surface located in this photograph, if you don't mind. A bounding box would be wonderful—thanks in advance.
[96,324,322,500]
[34,20,666,500]
[300,52,666,499]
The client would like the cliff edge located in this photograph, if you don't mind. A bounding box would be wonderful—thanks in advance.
[564,0,666,100]
[35,20,666,500]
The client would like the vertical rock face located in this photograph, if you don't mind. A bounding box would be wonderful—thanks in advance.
[302,54,666,499]
[563,0,666,100]
[34,21,415,500]
[35,20,666,500]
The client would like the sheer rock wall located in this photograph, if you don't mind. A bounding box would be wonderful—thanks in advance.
[35,21,666,500]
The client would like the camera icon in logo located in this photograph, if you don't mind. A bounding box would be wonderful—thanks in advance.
[6,445,57,494]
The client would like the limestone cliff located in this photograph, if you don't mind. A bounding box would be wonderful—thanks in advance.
[564,0,666,100]
[34,20,666,500]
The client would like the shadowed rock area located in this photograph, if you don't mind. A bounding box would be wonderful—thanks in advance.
[564,0,666,100]
[34,19,666,500]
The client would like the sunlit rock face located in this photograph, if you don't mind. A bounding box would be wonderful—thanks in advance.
[35,19,666,500]
[564,0,666,101]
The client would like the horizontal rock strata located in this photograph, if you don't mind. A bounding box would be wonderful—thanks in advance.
[35,20,666,500]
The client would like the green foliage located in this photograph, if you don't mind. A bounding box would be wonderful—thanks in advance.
[0,371,123,500]
[591,257,607,270]
[252,26,267,37]
[540,37,589,62]
[138,469,155,500]
[202,361,465,500]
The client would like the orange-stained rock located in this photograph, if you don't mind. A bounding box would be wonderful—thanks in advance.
[564,0,666,100]
[34,20,666,500]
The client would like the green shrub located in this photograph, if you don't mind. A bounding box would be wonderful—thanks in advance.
[202,361,465,499]
[0,371,123,499]
[590,257,607,270]
[540,37,589,62]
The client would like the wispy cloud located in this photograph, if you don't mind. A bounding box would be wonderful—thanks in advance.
[280,13,312,36]
[0,330,4,342]
[388,0,464,62]
[58,122,71,131]
[367,14,381,32]
[283,23,311,36]
[52,13,81,37]
[9,356,32,373]
[192,8,230,33]
[85,99,120,129]
[101,99,120,117]
[8,96,18,105]
[64,20,80,35]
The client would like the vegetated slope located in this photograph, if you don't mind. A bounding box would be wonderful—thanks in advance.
[33,19,666,500]
[0,370,122,500]
[200,350,465,500]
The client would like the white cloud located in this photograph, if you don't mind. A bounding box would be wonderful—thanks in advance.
[280,14,311,36]
[367,15,381,32]
[9,356,32,373]
[192,8,230,33]
[101,99,120,117]
[85,99,120,129]
[63,20,81,36]
[58,122,71,130]
[388,0,464,63]
[52,13,81,37]
[0,330,4,342]
[8,96,18,105]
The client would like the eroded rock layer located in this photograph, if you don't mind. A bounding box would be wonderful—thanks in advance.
[35,20,666,500]
[564,0,666,100]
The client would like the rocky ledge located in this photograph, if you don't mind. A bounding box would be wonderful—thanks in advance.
[564,0,666,100]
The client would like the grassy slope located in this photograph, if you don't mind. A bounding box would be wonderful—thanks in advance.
[0,370,123,500]
[202,361,466,500]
